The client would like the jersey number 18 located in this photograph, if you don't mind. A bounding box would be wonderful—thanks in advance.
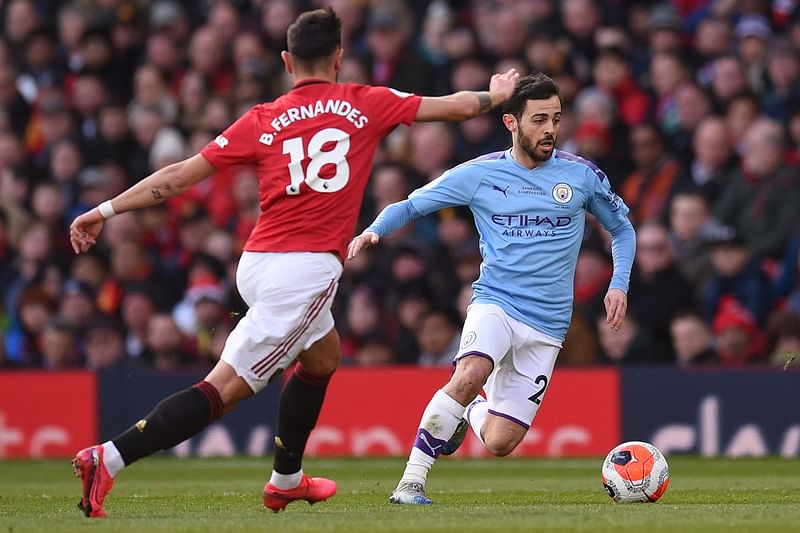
[283,128,351,195]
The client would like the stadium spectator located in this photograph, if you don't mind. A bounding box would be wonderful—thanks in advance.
[526,27,566,77]
[592,46,650,127]
[646,3,684,54]
[415,308,461,367]
[20,26,62,98]
[559,310,600,366]
[354,335,394,367]
[30,181,69,251]
[368,162,412,217]
[735,14,771,93]
[675,115,737,205]
[130,64,178,126]
[120,283,158,359]
[566,231,616,369]
[0,62,31,138]
[712,296,767,365]
[5,0,39,50]
[39,317,81,370]
[667,189,721,291]
[724,91,761,152]
[490,7,528,59]
[704,229,772,326]
[628,221,695,360]
[142,313,195,372]
[59,279,98,332]
[559,0,601,84]
[572,87,631,185]
[620,124,681,225]
[765,310,800,367]
[574,246,612,314]
[670,310,718,366]
[4,286,57,366]
[709,55,749,110]
[260,0,297,52]
[5,221,54,307]
[670,82,713,165]
[596,314,665,364]
[695,16,734,70]
[49,139,84,193]
[362,0,438,95]
[173,274,229,366]
[762,38,800,120]
[84,316,129,370]
[56,4,86,72]
[186,25,233,95]
[650,51,689,134]
[391,287,430,364]
[341,285,385,364]
[714,118,800,259]
[72,73,109,160]
[409,122,456,181]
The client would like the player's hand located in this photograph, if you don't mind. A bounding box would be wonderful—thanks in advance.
[69,208,104,254]
[604,288,627,331]
[347,231,379,260]
[489,68,520,104]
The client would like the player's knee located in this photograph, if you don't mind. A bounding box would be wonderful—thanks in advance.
[484,435,516,457]
[204,364,253,413]
[298,355,338,378]
[446,361,490,404]
[298,329,341,376]
[297,348,340,376]
[454,356,492,386]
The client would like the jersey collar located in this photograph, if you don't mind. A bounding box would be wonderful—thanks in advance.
[291,79,333,91]
[505,148,555,172]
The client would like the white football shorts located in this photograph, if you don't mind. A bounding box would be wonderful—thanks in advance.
[221,251,342,393]
[454,302,562,428]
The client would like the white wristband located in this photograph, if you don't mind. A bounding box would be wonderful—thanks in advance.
[98,200,117,219]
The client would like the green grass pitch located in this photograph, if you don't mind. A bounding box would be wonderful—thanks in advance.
[1,456,799,532]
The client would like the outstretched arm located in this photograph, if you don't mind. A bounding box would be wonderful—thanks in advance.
[69,154,216,253]
[347,200,421,260]
[414,68,520,122]
[604,222,636,330]
[349,160,482,259]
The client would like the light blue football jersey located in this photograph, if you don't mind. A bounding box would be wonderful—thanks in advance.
[366,148,636,341]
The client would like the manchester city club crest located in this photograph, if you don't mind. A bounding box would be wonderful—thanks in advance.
[461,331,477,349]
[552,183,573,204]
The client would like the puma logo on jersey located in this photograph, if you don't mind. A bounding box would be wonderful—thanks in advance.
[492,184,510,198]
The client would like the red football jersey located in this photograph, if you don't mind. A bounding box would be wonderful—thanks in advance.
[200,80,422,259]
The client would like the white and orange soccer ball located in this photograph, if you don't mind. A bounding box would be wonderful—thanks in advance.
[601,441,670,503]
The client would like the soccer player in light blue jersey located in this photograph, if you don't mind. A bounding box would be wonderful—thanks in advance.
[348,73,636,505]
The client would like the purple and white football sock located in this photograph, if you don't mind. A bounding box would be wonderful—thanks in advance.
[400,390,465,485]
[465,396,488,445]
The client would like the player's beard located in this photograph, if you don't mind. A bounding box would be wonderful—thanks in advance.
[516,128,555,163]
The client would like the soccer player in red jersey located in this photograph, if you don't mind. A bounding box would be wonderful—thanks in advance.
[68,7,519,517]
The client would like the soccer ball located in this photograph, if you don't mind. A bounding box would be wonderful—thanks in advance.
[601,441,670,503]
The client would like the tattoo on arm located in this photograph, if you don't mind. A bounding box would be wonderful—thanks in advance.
[151,188,163,200]
[476,92,492,114]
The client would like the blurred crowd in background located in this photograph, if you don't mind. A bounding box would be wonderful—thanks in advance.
[2,0,800,372]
